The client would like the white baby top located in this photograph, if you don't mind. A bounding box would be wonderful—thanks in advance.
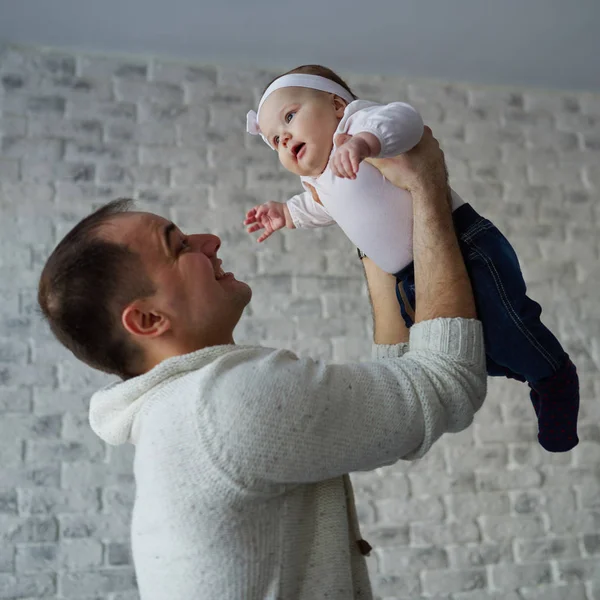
[286,100,464,274]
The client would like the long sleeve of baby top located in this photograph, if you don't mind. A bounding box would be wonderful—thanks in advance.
[339,100,425,157]
[88,317,486,600]
[286,190,335,229]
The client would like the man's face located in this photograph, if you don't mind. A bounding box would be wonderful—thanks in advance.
[104,212,252,351]
[258,87,346,177]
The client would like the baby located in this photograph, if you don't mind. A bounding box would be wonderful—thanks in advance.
[244,64,579,453]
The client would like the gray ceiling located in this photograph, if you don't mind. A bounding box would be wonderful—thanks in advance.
[1,0,599,91]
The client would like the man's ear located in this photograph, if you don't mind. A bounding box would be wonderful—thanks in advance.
[122,301,171,339]
[332,94,348,118]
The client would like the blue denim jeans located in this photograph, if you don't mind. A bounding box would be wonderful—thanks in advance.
[394,203,567,384]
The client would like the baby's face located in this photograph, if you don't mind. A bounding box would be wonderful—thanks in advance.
[258,87,346,177]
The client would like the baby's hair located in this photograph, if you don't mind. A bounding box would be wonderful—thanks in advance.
[264,65,358,100]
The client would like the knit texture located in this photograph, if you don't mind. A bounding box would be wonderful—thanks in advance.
[89,318,486,599]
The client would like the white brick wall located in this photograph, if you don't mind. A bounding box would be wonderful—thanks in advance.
[1,44,599,600]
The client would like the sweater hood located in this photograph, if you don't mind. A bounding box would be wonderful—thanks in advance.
[89,345,237,446]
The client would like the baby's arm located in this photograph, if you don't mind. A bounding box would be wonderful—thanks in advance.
[244,201,294,243]
[331,102,425,179]
[245,191,335,242]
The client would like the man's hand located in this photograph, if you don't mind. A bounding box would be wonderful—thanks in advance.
[244,201,290,243]
[330,132,381,179]
[366,126,449,197]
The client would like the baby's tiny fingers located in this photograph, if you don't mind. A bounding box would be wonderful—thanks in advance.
[257,231,271,243]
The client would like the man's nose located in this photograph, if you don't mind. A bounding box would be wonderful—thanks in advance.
[191,234,221,255]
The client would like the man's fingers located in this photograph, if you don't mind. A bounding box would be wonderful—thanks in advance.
[350,153,360,176]
[342,153,354,179]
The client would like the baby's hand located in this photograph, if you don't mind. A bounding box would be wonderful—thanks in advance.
[330,133,380,179]
[244,201,287,243]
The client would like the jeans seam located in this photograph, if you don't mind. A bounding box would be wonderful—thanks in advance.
[461,220,494,244]
[470,242,561,372]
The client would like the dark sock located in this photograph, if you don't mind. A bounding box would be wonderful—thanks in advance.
[529,355,579,452]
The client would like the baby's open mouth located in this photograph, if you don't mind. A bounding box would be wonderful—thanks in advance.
[292,143,305,158]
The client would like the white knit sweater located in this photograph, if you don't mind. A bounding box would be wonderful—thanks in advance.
[89,318,486,600]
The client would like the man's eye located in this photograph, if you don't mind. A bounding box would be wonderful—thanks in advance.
[285,111,295,123]
[179,239,190,253]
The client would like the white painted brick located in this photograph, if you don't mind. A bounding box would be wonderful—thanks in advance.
[410,520,480,546]
[556,558,600,584]
[521,584,587,600]
[78,55,148,80]
[454,591,521,600]
[369,572,421,598]
[139,144,206,167]
[421,567,487,595]
[59,569,136,596]
[0,159,19,182]
[376,495,445,525]
[113,79,183,105]
[96,163,169,186]
[490,562,552,591]
[446,492,510,521]
[379,546,448,574]
[66,98,137,122]
[480,514,546,542]
[515,537,581,562]
[64,140,137,165]
[1,137,63,161]
[0,441,23,469]
[447,541,513,569]
[152,60,217,85]
[105,120,177,145]
[476,469,543,492]
[408,471,475,496]
[18,488,100,515]
[0,572,56,597]
[0,114,27,137]
[0,386,32,413]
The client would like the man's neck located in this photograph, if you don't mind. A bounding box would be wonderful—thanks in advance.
[142,334,236,373]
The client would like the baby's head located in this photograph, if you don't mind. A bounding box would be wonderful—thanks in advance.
[247,65,357,177]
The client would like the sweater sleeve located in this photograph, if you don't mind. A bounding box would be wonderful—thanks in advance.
[346,102,425,158]
[204,318,486,486]
[286,190,336,229]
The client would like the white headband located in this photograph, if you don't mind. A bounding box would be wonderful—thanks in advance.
[246,74,355,149]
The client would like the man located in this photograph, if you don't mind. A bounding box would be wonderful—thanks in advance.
[38,128,486,599]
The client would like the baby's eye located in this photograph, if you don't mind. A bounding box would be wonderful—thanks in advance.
[285,111,295,123]
[273,135,280,146]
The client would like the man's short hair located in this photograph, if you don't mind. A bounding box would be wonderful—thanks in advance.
[38,199,155,379]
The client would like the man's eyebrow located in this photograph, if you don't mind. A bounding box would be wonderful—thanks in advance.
[162,222,176,255]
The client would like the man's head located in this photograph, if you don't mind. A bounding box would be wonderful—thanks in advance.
[38,199,251,379]
[254,65,358,178]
